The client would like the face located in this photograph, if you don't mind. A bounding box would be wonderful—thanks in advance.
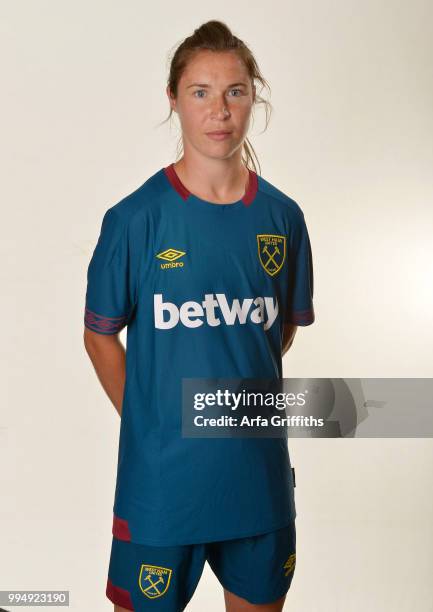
[167,50,256,161]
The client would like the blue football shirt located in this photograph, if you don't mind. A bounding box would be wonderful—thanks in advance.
[84,163,315,546]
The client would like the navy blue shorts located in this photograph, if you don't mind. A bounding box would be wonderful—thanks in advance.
[106,521,296,611]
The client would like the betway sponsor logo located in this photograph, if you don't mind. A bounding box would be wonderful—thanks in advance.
[154,293,279,330]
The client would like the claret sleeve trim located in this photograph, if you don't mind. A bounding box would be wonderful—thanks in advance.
[84,307,130,334]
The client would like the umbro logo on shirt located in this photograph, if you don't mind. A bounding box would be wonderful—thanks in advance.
[154,293,279,331]
[156,248,186,269]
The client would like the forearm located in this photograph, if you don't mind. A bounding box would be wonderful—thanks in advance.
[84,332,126,417]
[282,323,297,356]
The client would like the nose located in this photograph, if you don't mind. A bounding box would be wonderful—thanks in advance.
[210,95,230,119]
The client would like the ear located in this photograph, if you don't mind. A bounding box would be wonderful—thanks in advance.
[166,85,177,112]
[252,83,256,103]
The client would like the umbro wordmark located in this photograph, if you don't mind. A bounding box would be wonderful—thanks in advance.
[154,293,279,331]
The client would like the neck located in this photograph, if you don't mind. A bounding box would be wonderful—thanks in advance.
[173,155,249,204]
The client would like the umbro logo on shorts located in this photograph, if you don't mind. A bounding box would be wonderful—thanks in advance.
[154,293,279,330]
[283,553,296,576]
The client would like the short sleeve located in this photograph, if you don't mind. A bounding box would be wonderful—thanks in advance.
[285,211,315,326]
[84,207,135,334]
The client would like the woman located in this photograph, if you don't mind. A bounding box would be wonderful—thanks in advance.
[84,20,315,612]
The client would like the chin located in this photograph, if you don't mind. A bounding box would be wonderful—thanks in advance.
[199,141,241,159]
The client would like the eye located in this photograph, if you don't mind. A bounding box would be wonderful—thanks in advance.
[193,88,244,98]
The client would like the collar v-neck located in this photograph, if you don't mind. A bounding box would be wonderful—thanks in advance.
[163,163,258,210]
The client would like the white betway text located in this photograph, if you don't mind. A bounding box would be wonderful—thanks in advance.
[154,293,279,330]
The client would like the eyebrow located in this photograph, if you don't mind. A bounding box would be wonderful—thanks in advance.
[186,82,248,89]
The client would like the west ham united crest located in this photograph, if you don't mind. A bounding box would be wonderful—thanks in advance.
[139,564,172,599]
[257,234,286,277]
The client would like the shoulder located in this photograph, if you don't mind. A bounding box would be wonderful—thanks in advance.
[104,167,167,229]
[257,174,306,224]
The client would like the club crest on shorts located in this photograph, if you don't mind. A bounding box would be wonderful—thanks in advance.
[257,234,286,277]
[138,564,172,599]
[283,553,296,576]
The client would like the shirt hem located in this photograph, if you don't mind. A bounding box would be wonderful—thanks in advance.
[122,516,296,547]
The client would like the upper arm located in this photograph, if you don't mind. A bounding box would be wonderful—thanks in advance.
[83,325,119,344]
[284,209,315,327]
[84,207,136,336]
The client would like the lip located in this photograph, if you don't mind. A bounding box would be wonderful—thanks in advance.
[206,131,232,141]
